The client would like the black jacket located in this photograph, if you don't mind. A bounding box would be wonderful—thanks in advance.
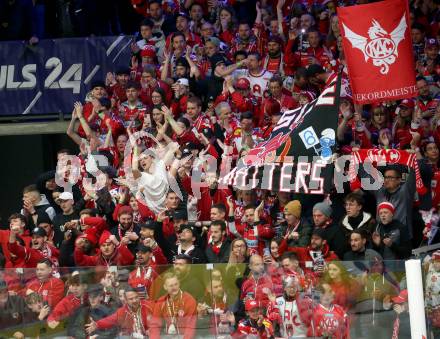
[205,239,231,263]
[372,220,412,259]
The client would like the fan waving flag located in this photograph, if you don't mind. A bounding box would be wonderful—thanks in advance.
[219,73,342,194]
[338,0,417,104]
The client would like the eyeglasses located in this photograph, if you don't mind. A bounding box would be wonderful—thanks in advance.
[384,176,400,180]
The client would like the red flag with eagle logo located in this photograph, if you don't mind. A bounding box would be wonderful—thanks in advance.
[338,0,417,104]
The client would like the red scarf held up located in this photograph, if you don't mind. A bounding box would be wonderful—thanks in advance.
[349,149,427,195]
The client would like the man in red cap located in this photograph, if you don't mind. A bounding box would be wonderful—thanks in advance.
[235,299,274,338]
[73,230,135,267]
[26,258,65,308]
[86,287,154,337]
[110,205,141,255]
[372,202,412,260]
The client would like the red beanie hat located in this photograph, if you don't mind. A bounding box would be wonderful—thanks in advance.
[377,201,395,214]
[140,45,156,58]
[118,206,133,217]
[99,230,112,246]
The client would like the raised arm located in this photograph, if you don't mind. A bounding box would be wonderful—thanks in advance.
[66,109,83,146]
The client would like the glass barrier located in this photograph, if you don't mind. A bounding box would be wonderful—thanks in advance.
[422,252,440,339]
[0,260,421,338]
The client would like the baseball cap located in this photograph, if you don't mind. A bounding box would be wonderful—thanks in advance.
[58,192,74,201]
[426,38,439,48]
[306,64,326,78]
[173,209,188,221]
[399,99,415,109]
[178,223,195,234]
[235,77,250,90]
[139,220,156,230]
[176,12,189,20]
[245,299,260,311]
[392,290,408,304]
[176,78,189,87]
[32,227,47,237]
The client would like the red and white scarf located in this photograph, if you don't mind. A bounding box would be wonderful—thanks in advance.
[349,149,427,195]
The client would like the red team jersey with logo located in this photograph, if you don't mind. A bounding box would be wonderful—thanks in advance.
[309,304,349,339]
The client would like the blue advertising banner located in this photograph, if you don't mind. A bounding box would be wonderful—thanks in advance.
[0,36,133,116]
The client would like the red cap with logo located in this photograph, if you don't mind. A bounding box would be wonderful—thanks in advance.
[235,78,250,90]
[245,299,260,311]
[399,99,415,109]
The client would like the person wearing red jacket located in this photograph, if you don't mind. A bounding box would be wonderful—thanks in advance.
[78,81,107,138]
[118,81,148,132]
[287,228,339,276]
[285,29,334,71]
[8,227,59,268]
[235,299,274,338]
[266,75,298,113]
[128,244,162,300]
[150,272,197,339]
[266,275,313,338]
[240,254,276,308]
[139,65,172,107]
[228,203,274,256]
[107,67,130,106]
[73,230,135,267]
[86,287,154,337]
[47,273,88,329]
[0,213,32,268]
[308,283,349,339]
[26,258,65,308]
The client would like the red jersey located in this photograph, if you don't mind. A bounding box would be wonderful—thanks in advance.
[240,274,275,308]
[118,100,147,130]
[229,221,274,256]
[26,277,65,308]
[309,303,349,339]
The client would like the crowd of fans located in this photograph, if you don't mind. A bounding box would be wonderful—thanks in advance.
[2,0,440,338]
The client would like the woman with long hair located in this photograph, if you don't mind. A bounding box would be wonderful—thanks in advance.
[322,261,359,311]
[367,105,391,145]
[215,6,237,45]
